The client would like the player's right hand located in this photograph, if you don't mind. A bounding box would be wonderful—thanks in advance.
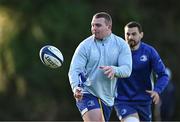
[74,87,83,101]
[99,66,115,79]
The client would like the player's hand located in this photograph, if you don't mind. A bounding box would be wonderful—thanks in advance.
[74,87,83,101]
[146,90,160,104]
[99,66,115,79]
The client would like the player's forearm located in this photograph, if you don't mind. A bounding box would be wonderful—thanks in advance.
[112,65,132,78]
[154,75,169,94]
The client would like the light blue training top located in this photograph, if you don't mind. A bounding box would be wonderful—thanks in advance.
[68,33,132,106]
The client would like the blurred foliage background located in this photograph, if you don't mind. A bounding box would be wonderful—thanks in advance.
[0,0,179,121]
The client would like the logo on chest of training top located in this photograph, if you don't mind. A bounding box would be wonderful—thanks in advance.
[140,55,148,62]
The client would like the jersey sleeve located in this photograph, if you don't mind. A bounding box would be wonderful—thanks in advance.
[68,42,88,93]
[113,41,132,78]
[150,47,169,94]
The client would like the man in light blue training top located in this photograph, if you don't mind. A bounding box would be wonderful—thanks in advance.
[114,21,169,122]
[68,12,132,122]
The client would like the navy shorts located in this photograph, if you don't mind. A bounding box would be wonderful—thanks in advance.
[76,93,112,121]
[114,102,152,121]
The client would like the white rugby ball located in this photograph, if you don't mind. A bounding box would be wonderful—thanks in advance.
[39,45,64,68]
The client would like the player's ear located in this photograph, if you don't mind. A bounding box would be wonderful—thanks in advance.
[140,32,144,38]
[108,24,112,30]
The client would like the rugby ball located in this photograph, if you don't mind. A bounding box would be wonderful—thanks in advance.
[39,45,64,68]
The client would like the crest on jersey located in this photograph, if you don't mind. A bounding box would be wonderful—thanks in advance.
[140,55,148,62]
[87,100,95,107]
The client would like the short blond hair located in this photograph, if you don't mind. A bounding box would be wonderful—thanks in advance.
[93,12,112,26]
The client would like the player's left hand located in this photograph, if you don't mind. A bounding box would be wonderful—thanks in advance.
[99,66,115,79]
[146,90,160,104]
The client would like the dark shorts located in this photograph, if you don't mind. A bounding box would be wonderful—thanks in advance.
[76,93,112,121]
[114,102,152,121]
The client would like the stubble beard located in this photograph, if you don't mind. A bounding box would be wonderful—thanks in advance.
[128,39,139,49]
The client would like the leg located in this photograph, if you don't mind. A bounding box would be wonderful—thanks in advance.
[83,108,105,122]
[121,113,140,122]
[76,94,112,122]
[114,103,139,122]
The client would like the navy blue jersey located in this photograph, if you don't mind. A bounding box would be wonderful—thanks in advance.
[115,42,169,105]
